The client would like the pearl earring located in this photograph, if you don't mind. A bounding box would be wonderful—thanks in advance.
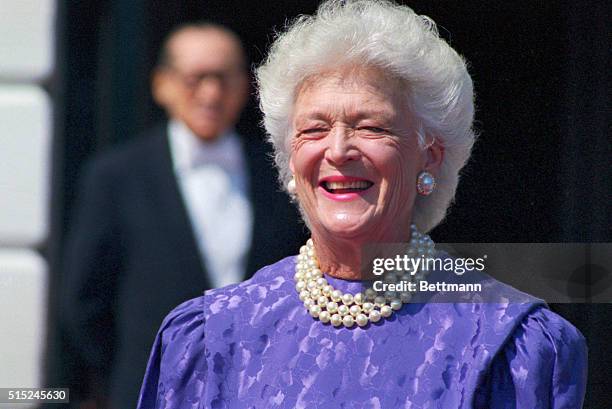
[287,176,297,194]
[416,171,436,196]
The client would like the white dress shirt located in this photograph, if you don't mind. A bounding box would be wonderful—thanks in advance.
[168,120,253,288]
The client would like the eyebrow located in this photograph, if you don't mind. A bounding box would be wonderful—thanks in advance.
[294,108,396,124]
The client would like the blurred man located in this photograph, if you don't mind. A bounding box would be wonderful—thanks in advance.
[60,23,305,409]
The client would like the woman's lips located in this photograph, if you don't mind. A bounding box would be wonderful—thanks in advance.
[318,176,374,201]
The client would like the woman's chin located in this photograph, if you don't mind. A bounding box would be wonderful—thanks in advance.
[316,213,379,241]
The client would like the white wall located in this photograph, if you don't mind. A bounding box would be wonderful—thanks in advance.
[0,1,55,406]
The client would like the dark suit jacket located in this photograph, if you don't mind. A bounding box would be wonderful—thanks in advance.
[60,124,307,409]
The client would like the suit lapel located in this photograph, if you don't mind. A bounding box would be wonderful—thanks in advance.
[148,125,212,289]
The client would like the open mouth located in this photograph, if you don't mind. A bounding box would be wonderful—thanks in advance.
[320,180,374,194]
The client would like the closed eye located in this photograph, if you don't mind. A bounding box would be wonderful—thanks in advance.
[299,128,329,138]
[357,126,388,134]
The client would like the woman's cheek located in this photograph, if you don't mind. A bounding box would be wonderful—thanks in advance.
[290,139,308,173]
[386,157,415,210]
[294,141,323,171]
[291,136,305,150]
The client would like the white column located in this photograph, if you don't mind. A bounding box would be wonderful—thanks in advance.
[0,1,56,408]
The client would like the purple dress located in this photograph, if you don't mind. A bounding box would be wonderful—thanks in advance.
[137,256,587,408]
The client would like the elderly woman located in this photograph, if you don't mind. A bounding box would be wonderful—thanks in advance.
[138,1,587,408]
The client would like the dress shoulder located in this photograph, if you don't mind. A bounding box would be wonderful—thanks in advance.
[476,306,587,408]
[204,256,296,299]
[137,296,206,409]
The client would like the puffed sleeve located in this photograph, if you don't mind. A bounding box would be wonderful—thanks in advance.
[476,306,588,408]
[137,296,206,409]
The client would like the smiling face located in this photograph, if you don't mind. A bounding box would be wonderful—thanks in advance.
[290,68,440,244]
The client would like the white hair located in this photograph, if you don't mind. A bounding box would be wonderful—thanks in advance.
[256,0,476,232]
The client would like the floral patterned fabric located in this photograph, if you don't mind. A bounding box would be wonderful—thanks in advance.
[138,256,587,409]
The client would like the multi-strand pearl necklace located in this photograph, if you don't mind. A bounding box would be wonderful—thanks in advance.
[294,224,435,328]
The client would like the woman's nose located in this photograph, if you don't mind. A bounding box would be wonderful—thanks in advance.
[324,126,361,165]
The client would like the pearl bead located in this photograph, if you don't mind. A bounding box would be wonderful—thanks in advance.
[399,292,412,303]
[342,315,354,328]
[390,299,403,311]
[380,305,392,317]
[319,310,330,323]
[364,288,376,300]
[356,314,368,327]
[326,301,338,313]
[331,314,342,326]
[341,293,354,306]
[309,305,321,317]
[369,310,381,323]
[294,228,433,329]
[331,290,342,302]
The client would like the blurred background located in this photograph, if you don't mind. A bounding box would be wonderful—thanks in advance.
[0,0,609,408]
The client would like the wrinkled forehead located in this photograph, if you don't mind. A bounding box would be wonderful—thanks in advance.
[292,65,410,123]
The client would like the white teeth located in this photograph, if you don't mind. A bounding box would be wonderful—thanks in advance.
[325,181,371,190]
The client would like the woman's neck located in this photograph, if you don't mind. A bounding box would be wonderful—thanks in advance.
[313,238,363,280]
[312,228,412,280]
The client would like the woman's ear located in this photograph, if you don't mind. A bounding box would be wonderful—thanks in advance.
[423,138,445,175]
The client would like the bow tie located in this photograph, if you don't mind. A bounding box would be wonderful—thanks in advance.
[188,142,241,171]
